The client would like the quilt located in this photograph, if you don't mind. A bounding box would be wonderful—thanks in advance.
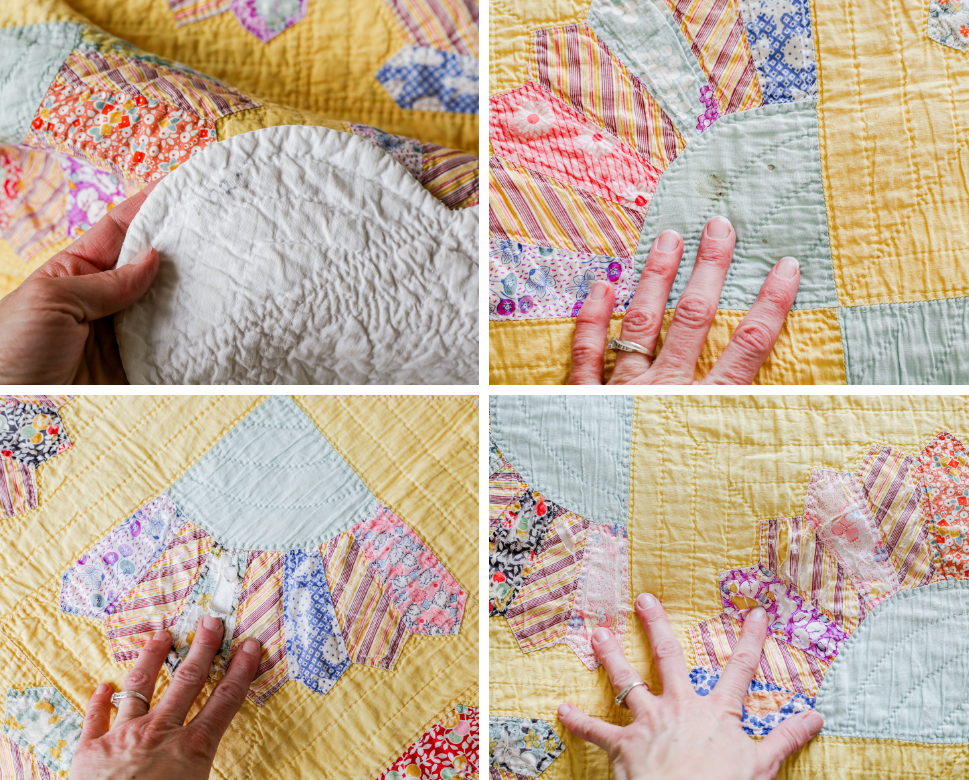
[0,0,479,302]
[489,395,969,779]
[488,0,969,384]
[0,394,478,779]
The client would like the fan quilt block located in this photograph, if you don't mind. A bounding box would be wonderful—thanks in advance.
[490,395,969,779]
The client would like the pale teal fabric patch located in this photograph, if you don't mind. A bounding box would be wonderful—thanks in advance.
[166,396,379,550]
[489,395,634,526]
[0,23,81,144]
[2,686,82,774]
[815,581,969,743]
[587,0,706,138]
[840,298,969,384]
[633,100,837,310]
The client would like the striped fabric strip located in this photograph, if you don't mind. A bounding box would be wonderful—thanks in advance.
[229,551,288,705]
[2,395,73,410]
[106,521,212,663]
[757,516,862,636]
[489,462,527,526]
[505,511,589,653]
[530,24,685,172]
[322,533,409,669]
[489,156,645,258]
[385,0,479,57]
[662,0,763,113]
[0,458,37,519]
[168,0,231,26]
[689,612,828,696]
[0,733,54,780]
[421,143,479,209]
[858,445,935,591]
[61,50,257,124]
[2,147,68,263]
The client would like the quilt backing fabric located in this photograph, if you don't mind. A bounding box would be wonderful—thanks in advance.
[0,395,478,780]
[488,0,969,384]
[489,395,969,779]
[0,0,479,302]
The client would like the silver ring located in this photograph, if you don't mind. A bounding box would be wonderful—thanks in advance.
[608,337,655,358]
[614,681,649,709]
[110,691,149,708]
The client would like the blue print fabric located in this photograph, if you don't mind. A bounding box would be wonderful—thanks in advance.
[282,549,349,695]
[690,667,815,735]
[735,0,817,104]
[376,45,478,114]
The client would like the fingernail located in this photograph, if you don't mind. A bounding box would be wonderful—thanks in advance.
[203,615,221,631]
[706,216,732,239]
[95,683,110,695]
[557,703,571,717]
[656,230,680,251]
[589,281,609,301]
[748,606,767,623]
[803,711,824,735]
[132,247,155,264]
[775,256,799,279]
[242,638,261,655]
[152,630,170,643]
[636,593,656,610]
[592,627,612,644]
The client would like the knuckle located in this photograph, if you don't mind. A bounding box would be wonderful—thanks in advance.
[124,669,152,690]
[621,308,660,340]
[650,637,683,661]
[730,646,761,670]
[182,727,214,760]
[213,679,247,708]
[571,340,603,367]
[673,294,717,330]
[609,668,638,689]
[731,320,776,358]
[697,244,733,269]
[642,256,678,283]
[175,661,209,688]
[84,703,106,722]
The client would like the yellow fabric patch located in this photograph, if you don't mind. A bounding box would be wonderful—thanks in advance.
[815,0,969,306]
[0,238,58,301]
[489,308,846,384]
[0,396,478,780]
[216,103,350,141]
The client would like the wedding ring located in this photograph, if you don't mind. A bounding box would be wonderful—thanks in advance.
[607,338,655,358]
[614,681,650,709]
[110,690,149,708]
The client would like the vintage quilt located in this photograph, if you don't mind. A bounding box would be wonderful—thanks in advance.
[0,0,479,303]
[489,395,969,779]
[0,394,478,779]
[488,0,969,384]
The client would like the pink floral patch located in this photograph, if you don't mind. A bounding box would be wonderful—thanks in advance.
[0,147,22,232]
[719,565,847,662]
[230,0,308,42]
[917,431,969,580]
[60,156,127,239]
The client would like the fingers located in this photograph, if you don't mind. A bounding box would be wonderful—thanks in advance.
[610,230,682,382]
[757,710,823,776]
[648,216,736,382]
[569,281,614,385]
[557,702,624,751]
[591,628,652,718]
[48,180,160,275]
[114,630,171,726]
[633,593,691,697]
[47,247,159,323]
[154,616,224,726]
[79,683,114,744]
[190,638,261,745]
[700,256,800,385]
[710,607,768,715]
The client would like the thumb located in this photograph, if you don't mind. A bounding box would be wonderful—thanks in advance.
[55,247,159,322]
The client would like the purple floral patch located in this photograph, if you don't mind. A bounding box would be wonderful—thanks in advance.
[61,157,127,239]
[231,0,307,42]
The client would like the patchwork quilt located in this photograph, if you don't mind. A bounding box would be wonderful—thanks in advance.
[488,0,969,384]
[0,395,478,779]
[0,0,479,305]
[489,395,969,779]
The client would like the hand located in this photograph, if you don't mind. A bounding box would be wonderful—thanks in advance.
[71,618,261,780]
[0,182,160,384]
[557,595,822,780]
[569,216,800,385]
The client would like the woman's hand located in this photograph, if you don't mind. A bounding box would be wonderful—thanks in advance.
[557,595,822,780]
[0,182,160,384]
[71,617,261,780]
[569,216,801,385]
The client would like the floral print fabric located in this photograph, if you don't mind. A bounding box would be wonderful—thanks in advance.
[60,495,181,620]
[230,0,308,43]
[719,564,847,662]
[60,156,127,239]
[928,0,969,51]
[376,46,479,114]
[690,668,815,736]
[0,401,71,469]
[0,147,21,232]
[378,705,479,780]
[489,489,563,615]
[736,0,818,104]
[352,505,467,635]
[918,431,969,579]
[1,687,82,775]
[347,124,423,179]
[489,717,564,778]
[488,239,634,320]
